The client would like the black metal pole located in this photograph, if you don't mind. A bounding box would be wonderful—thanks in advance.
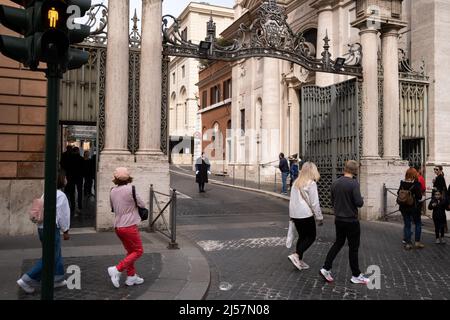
[41,62,62,300]
[149,184,154,232]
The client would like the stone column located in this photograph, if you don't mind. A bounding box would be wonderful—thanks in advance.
[359,27,380,159]
[137,0,163,155]
[289,85,300,157]
[313,1,335,87]
[103,0,130,154]
[381,27,401,159]
[262,58,281,165]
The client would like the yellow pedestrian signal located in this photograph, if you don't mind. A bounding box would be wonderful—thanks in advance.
[48,7,59,28]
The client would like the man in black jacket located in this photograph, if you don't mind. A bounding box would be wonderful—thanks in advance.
[320,160,369,285]
[278,153,289,195]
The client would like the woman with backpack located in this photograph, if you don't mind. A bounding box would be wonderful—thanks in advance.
[17,172,70,294]
[397,168,424,250]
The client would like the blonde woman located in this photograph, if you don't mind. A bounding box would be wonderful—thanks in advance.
[288,162,324,271]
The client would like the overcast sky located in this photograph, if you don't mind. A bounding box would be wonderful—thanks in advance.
[91,0,234,25]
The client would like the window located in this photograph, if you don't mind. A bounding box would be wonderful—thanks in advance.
[202,91,207,109]
[240,109,245,136]
[210,85,220,105]
[181,27,188,41]
[172,72,175,84]
[182,65,185,78]
[223,79,232,100]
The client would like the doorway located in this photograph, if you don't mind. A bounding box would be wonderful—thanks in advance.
[59,123,97,229]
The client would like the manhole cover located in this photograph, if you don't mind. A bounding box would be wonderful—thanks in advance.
[219,282,233,291]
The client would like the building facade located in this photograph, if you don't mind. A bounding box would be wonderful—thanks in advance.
[226,0,449,220]
[168,2,234,165]
[198,60,232,173]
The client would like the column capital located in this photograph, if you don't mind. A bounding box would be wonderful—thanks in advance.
[310,0,334,12]
[380,25,403,37]
[358,26,379,36]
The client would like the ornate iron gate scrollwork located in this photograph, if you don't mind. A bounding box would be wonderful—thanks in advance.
[301,79,360,210]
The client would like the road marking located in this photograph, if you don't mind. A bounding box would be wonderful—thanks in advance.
[176,191,192,199]
[197,237,287,252]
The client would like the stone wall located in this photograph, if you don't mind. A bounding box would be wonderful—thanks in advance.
[0,179,43,236]
[96,154,170,232]
[359,159,410,221]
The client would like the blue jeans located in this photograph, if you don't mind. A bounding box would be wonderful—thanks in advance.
[402,212,422,244]
[23,228,65,284]
[281,172,289,194]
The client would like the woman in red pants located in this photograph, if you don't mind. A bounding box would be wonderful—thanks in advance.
[108,167,145,288]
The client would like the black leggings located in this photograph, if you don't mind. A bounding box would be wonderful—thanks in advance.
[198,182,205,192]
[292,216,316,260]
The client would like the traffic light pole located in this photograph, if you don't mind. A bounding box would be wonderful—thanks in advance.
[41,58,62,300]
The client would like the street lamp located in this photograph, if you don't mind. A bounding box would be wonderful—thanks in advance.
[334,57,346,70]
[199,40,211,55]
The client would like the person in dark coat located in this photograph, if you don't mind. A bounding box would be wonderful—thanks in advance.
[195,152,211,193]
[398,167,424,250]
[83,150,95,197]
[433,165,447,195]
[65,147,84,216]
[428,190,448,244]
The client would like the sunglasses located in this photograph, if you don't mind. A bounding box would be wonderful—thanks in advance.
[434,168,440,171]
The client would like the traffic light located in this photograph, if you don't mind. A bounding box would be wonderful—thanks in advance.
[0,0,92,72]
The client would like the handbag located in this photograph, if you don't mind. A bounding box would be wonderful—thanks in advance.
[132,186,149,221]
[286,220,295,248]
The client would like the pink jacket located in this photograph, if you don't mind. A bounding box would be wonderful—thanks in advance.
[110,184,146,228]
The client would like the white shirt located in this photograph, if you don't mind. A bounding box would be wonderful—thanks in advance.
[289,181,324,221]
[38,190,71,232]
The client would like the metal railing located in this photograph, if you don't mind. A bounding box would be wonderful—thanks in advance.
[148,184,179,249]
[223,161,287,194]
[382,183,433,221]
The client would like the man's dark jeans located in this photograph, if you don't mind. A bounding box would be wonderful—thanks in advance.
[324,220,361,277]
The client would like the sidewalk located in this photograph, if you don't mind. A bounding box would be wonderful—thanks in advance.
[0,230,210,300]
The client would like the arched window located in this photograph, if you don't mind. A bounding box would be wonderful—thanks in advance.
[302,28,318,56]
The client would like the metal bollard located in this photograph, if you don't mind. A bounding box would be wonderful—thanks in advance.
[233,165,235,186]
[168,189,179,249]
[274,170,277,192]
[382,183,387,221]
[258,165,261,190]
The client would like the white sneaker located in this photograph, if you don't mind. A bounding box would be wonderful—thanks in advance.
[54,280,67,288]
[125,275,144,286]
[108,266,121,288]
[17,279,35,294]
[351,274,370,285]
[298,260,310,270]
[320,268,334,283]
[288,254,302,271]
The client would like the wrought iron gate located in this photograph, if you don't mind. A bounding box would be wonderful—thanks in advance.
[59,7,143,155]
[301,79,360,209]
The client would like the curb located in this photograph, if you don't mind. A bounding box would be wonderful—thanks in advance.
[138,231,210,300]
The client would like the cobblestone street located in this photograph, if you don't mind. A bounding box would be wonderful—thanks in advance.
[172,172,450,300]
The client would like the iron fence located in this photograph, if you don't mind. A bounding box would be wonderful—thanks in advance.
[148,184,179,249]
[382,183,433,221]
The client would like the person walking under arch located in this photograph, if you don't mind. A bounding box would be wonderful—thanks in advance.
[288,162,323,271]
[319,160,368,284]
[195,152,211,193]
[398,167,424,250]
[108,167,145,288]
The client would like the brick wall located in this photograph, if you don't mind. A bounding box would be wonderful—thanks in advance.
[0,0,47,179]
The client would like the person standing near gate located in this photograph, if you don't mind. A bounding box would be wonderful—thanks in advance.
[279,153,290,195]
[195,152,211,193]
[397,168,424,250]
[319,160,369,284]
